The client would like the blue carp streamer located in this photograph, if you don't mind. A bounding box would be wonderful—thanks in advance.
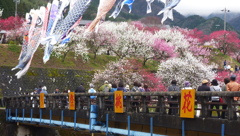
[109,0,135,19]
[42,0,92,63]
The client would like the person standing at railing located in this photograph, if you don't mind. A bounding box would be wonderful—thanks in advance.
[54,88,60,94]
[37,85,42,94]
[182,81,193,90]
[88,83,97,105]
[139,83,145,92]
[54,88,61,108]
[221,78,230,119]
[196,79,210,117]
[167,80,180,115]
[131,81,140,112]
[108,83,118,110]
[88,83,97,99]
[99,81,111,93]
[40,86,48,94]
[125,85,130,92]
[227,74,240,119]
[32,88,38,108]
[209,79,222,118]
[75,83,86,93]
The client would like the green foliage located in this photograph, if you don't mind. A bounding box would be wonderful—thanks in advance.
[26,70,38,76]
[0,88,2,98]
[7,42,20,53]
[0,0,15,18]
[87,54,118,69]
[82,0,99,20]
[48,69,65,77]
[178,15,206,29]
[0,0,47,18]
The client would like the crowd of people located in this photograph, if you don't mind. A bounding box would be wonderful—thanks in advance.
[31,81,150,111]
[168,74,240,119]
[223,60,239,73]
[30,74,240,118]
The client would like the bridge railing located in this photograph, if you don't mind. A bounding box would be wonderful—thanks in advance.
[4,91,240,120]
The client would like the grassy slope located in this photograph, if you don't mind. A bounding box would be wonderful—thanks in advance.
[1,44,239,72]
[0,44,158,72]
[0,44,117,71]
[210,50,240,70]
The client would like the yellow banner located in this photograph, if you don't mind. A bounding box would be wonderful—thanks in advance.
[39,93,45,108]
[114,91,124,113]
[180,89,195,118]
[69,92,75,110]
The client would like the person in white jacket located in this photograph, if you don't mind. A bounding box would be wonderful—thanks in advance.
[209,79,222,118]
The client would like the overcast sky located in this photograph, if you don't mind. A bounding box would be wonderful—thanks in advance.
[174,0,240,16]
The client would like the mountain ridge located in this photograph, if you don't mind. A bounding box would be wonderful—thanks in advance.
[0,0,239,34]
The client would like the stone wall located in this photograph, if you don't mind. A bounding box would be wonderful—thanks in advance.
[0,66,94,96]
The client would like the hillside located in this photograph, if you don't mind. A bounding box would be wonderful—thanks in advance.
[196,17,236,34]
[229,15,240,32]
[207,12,240,32]
[0,44,119,71]
[207,12,240,22]
[177,15,206,29]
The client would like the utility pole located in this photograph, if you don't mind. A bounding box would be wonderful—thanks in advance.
[221,8,230,31]
[13,0,20,17]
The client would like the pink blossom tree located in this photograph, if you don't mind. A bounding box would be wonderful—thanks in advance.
[0,16,24,43]
[209,30,240,55]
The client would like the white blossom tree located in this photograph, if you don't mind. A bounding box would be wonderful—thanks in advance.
[156,52,216,89]
[52,26,89,62]
[154,28,216,88]
[91,59,144,88]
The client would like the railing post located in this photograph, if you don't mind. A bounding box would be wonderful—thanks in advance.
[142,96,147,113]
[6,109,8,121]
[200,96,208,118]
[158,96,165,115]
[226,97,235,120]
[53,96,56,109]
[46,95,49,108]
[76,97,81,110]
[126,96,131,112]
[98,96,103,110]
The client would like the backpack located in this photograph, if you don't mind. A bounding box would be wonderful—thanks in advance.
[103,85,110,93]
[103,85,110,99]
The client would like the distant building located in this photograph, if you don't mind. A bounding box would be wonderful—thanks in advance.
[79,20,92,26]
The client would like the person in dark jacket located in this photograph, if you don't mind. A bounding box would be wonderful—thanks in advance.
[75,83,86,109]
[37,85,42,94]
[168,80,180,115]
[197,79,210,91]
[75,83,86,93]
[196,79,210,117]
